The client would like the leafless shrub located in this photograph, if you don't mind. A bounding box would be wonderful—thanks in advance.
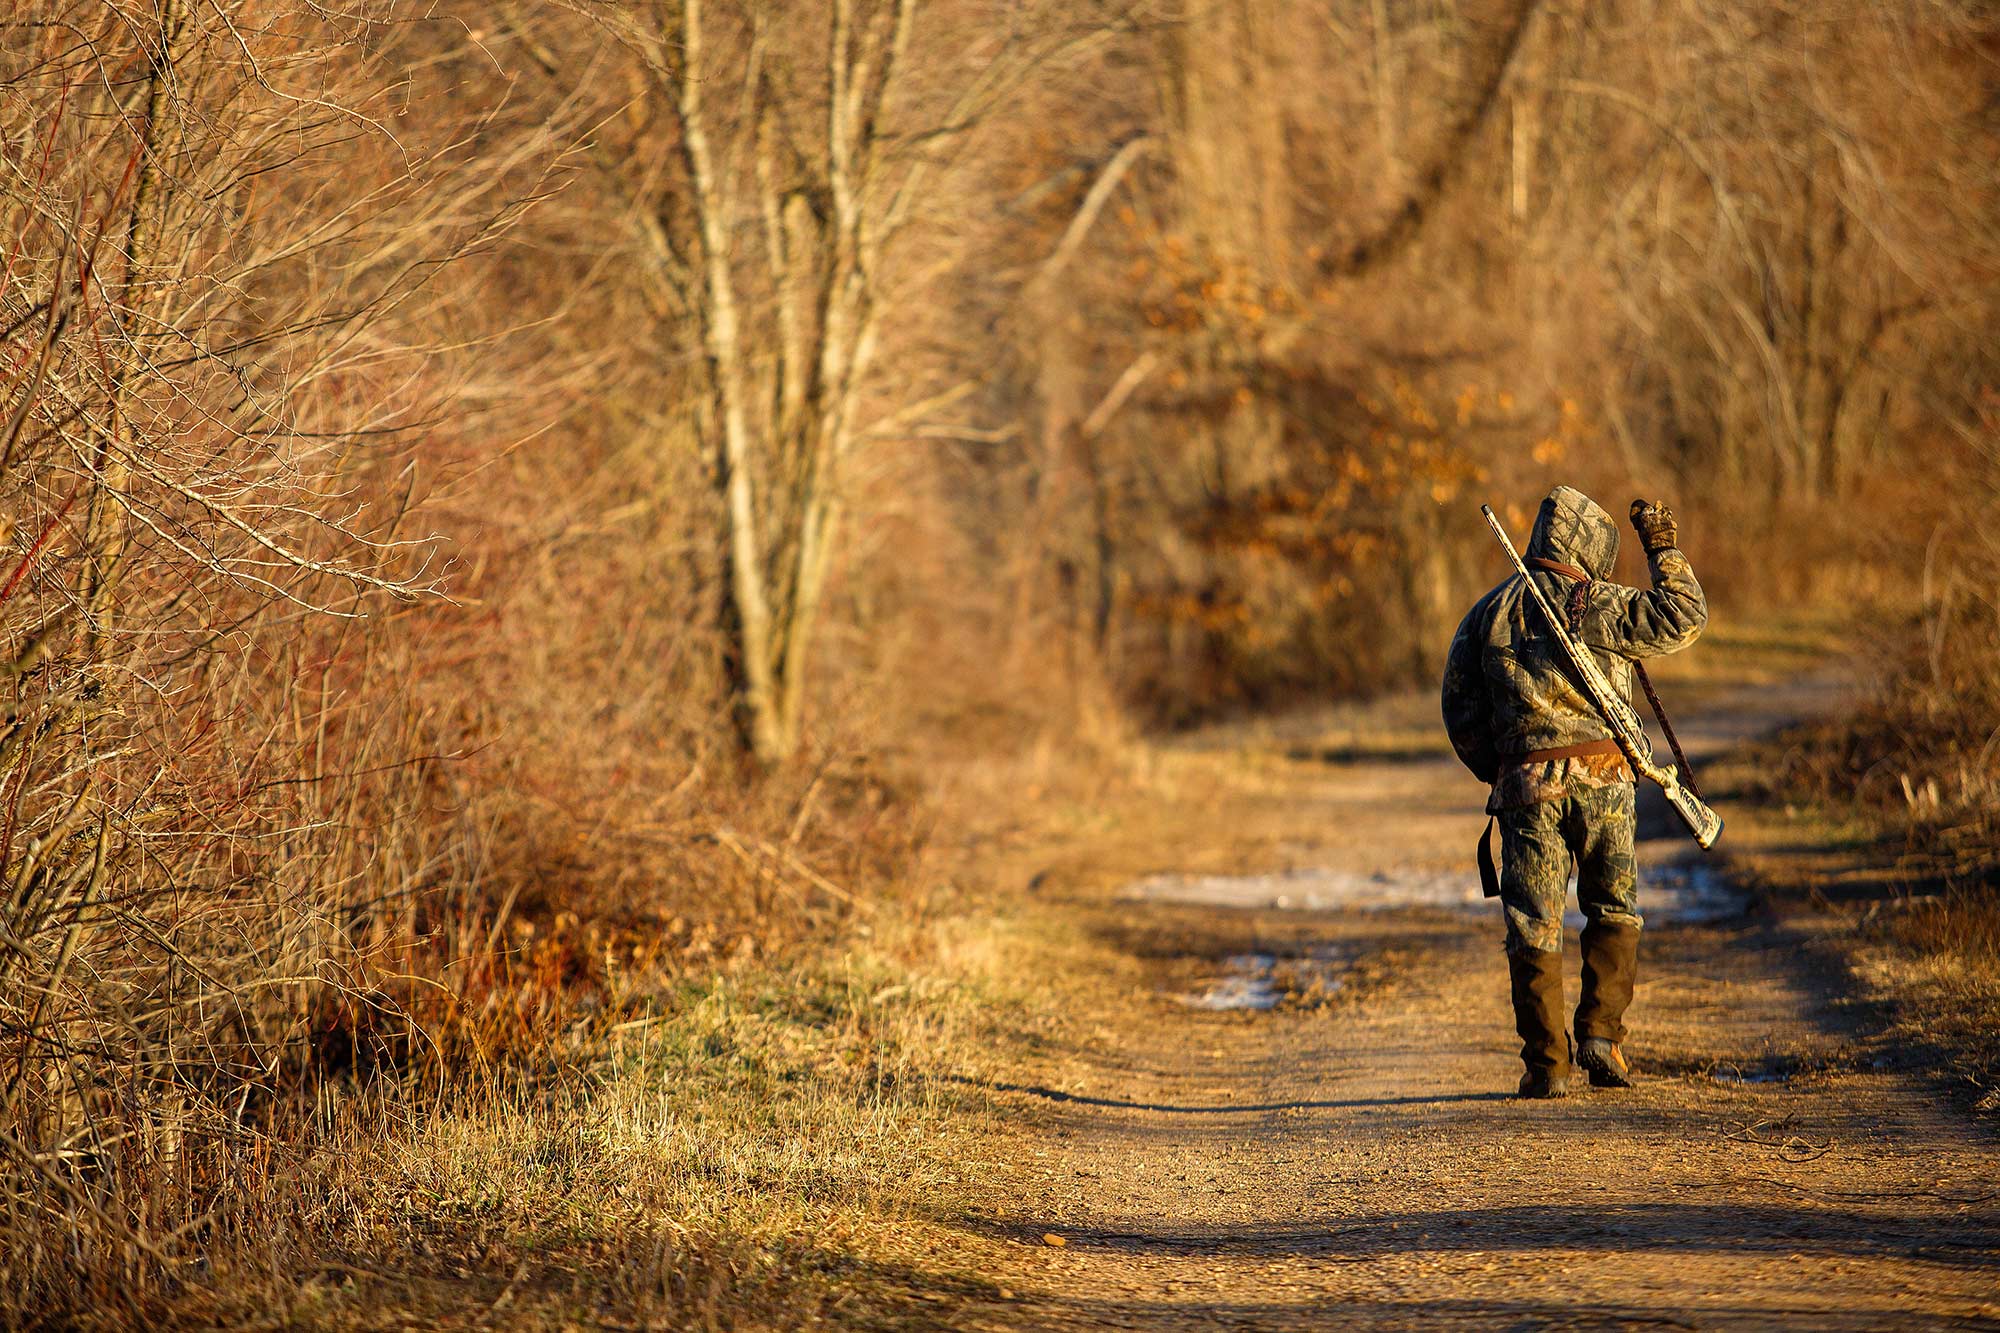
[0,1,551,1313]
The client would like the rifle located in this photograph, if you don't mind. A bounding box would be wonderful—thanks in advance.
[1481,505,1723,850]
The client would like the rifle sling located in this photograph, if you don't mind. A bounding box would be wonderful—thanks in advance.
[1527,556,1593,583]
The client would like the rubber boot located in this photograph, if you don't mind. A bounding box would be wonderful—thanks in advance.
[1575,922,1639,1088]
[1508,948,1571,1099]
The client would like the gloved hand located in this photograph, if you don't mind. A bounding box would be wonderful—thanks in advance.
[1629,498,1678,555]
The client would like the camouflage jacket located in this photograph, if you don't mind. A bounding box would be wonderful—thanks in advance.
[1440,486,1708,803]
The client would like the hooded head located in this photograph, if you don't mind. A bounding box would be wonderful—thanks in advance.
[1525,485,1619,580]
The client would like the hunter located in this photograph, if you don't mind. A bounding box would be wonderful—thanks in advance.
[1441,486,1707,1098]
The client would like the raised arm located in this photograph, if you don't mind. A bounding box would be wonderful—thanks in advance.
[1580,499,1708,661]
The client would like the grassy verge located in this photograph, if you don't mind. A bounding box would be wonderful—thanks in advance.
[1726,596,2000,1115]
[1725,798,2000,1116]
[100,912,1039,1332]
[9,696,1237,1331]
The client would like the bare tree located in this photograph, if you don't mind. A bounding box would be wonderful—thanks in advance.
[509,0,1116,764]
[1545,0,2000,500]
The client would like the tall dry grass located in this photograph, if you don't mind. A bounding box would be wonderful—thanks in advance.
[1752,414,2000,1110]
[1765,422,2000,876]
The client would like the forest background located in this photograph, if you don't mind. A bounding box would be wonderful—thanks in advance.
[1,0,1996,1325]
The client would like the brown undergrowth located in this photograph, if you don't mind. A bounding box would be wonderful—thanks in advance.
[16,714,1164,1330]
[37,866,1031,1330]
[1741,438,2000,1114]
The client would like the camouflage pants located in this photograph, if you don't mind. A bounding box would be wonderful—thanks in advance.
[1498,783,1641,956]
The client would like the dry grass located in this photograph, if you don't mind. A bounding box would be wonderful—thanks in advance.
[21,900,1044,1331]
[1742,441,2000,1113]
[1841,889,2000,1118]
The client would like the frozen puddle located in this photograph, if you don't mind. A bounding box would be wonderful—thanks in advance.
[1182,954,1283,1011]
[1179,950,1351,1011]
[1126,856,1748,926]
[1642,859,1749,925]
[1127,866,1485,914]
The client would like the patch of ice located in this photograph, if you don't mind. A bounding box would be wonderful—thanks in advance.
[1126,866,1484,914]
[1176,950,1351,1011]
[1128,855,1748,926]
[1640,858,1749,925]
[1180,954,1282,1011]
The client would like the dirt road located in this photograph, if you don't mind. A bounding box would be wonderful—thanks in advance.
[940,668,2000,1330]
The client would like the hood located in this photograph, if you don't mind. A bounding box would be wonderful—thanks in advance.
[1525,485,1619,580]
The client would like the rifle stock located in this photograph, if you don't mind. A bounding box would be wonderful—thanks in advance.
[1659,768,1724,849]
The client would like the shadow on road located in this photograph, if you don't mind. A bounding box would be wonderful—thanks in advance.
[946,1074,1512,1115]
[965,1201,2000,1268]
[972,1292,1994,1333]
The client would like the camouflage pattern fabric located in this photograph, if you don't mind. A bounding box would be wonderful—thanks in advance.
[1440,485,1707,788]
[1487,748,1629,814]
[1498,782,1641,956]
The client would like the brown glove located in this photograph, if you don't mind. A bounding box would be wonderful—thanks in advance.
[1629,498,1678,555]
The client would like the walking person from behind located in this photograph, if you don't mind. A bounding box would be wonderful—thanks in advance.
[1441,486,1708,1098]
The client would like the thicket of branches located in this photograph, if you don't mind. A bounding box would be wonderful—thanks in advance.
[0,0,1995,1318]
[0,0,547,1311]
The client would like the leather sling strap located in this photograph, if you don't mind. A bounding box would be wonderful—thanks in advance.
[1527,555,1592,583]
[1479,818,1500,900]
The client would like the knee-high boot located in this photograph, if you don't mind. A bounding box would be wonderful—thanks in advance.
[1508,947,1571,1098]
[1575,922,1639,1087]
